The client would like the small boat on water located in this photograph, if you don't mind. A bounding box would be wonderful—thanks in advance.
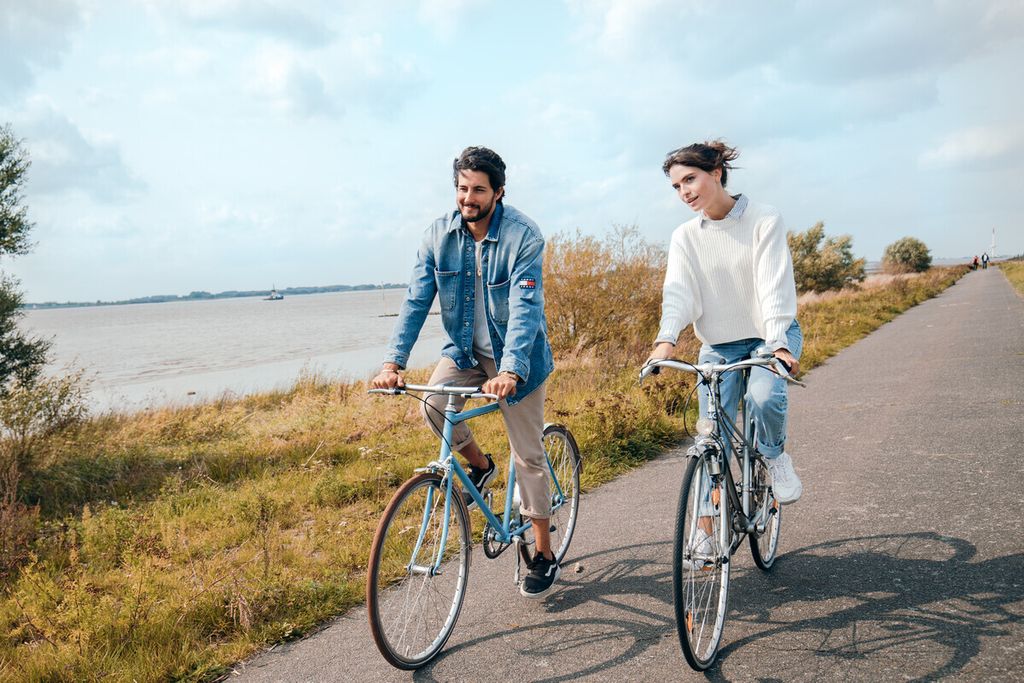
[265,286,284,301]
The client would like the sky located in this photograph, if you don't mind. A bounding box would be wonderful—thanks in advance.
[1,0,1022,303]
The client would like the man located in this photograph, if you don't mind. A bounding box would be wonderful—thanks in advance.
[370,146,560,598]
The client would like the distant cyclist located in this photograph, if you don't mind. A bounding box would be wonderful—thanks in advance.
[370,146,561,598]
[647,140,804,504]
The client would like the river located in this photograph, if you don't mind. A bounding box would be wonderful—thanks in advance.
[22,289,444,413]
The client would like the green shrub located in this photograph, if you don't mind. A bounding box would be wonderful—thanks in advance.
[788,222,866,293]
[882,236,932,273]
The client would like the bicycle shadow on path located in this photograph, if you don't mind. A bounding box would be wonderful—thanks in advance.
[413,540,677,682]
[712,532,1023,681]
[415,532,1022,682]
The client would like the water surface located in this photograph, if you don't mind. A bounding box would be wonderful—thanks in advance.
[23,289,444,412]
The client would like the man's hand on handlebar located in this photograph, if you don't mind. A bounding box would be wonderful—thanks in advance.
[482,371,518,401]
[371,363,405,389]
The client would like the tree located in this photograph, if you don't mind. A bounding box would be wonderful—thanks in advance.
[0,124,50,391]
[787,221,866,294]
[882,236,932,274]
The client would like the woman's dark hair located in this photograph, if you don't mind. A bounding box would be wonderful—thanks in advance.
[661,140,740,187]
[453,146,506,195]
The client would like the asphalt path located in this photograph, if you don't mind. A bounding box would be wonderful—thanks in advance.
[236,268,1024,682]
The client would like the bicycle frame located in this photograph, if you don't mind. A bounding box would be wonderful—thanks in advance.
[434,396,530,556]
[641,355,796,556]
[407,389,571,573]
[702,368,765,539]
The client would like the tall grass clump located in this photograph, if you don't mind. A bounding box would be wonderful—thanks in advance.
[998,258,1024,296]
[0,226,970,680]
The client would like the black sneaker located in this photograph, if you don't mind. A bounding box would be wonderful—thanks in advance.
[520,550,561,599]
[460,454,497,511]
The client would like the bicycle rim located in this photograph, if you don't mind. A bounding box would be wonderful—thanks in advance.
[674,455,731,670]
[367,472,471,669]
[749,457,782,569]
[543,424,581,563]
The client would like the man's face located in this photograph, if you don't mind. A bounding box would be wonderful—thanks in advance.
[456,169,503,225]
[668,164,722,214]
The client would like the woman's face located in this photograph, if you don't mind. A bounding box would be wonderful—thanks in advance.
[668,164,723,214]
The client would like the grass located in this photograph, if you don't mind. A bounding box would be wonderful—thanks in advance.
[0,265,967,681]
[998,259,1024,296]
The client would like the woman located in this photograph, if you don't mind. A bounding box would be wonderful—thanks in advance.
[647,140,803,503]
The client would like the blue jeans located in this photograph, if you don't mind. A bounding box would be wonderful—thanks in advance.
[697,320,803,459]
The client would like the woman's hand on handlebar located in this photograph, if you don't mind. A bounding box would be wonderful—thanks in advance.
[646,341,676,365]
[773,348,800,377]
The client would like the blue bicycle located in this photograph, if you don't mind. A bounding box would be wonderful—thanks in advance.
[365,383,581,670]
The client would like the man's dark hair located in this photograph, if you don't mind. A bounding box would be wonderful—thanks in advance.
[453,146,506,195]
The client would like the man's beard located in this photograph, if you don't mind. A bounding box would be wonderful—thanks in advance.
[460,200,494,224]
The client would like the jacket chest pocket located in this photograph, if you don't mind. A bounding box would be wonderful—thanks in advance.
[486,279,510,323]
[434,269,459,310]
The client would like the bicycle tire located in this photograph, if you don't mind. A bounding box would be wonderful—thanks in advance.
[366,472,471,670]
[543,424,582,564]
[673,453,731,671]
[749,456,782,570]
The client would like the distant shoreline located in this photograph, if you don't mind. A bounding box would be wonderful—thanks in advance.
[23,283,407,310]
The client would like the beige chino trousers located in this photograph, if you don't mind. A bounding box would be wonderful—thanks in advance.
[420,354,550,519]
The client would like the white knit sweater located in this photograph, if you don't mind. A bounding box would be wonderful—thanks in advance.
[656,195,797,351]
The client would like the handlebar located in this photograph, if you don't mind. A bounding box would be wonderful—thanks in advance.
[368,383,500,401]
[639,355,806,387]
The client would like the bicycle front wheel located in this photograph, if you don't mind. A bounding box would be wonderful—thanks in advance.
[749,456,782,570]
[543,424,581,563]
[673,453,731,671]
[366,472,471,670]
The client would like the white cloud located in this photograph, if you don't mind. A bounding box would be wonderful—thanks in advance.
[146,0,335,47]
[138,45,213,77]
[0,0,83,102]
[416,0,487,39]
[14,99,146,202]
[568,1,1024,86]
[919,125,1024,169]
[247,48,337,117]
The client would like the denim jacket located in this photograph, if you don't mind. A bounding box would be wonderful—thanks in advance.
[384,203,555,405]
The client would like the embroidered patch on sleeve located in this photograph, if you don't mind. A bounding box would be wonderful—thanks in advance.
[518,277,536,289]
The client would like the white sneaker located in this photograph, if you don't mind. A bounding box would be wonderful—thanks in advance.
[765,451,802,504]
[682,526,716,571]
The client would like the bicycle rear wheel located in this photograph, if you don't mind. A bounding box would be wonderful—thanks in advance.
[543,424,581,563]
[366,472,471,670]
[673,453,731,671]
[749,456,782,569]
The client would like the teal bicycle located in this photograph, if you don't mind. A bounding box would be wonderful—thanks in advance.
[365,383,582,670]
